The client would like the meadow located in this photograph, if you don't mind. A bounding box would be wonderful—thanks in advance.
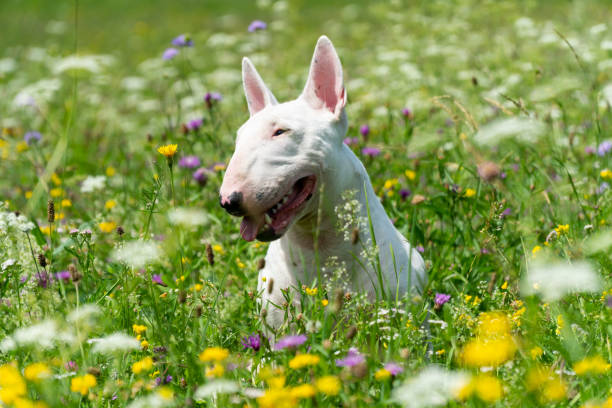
[1,0,612,406]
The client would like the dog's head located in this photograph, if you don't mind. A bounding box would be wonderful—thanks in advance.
[220,36,348,242]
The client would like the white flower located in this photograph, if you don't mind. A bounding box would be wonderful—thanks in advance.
[584,229,612,254]
[194,380,239,400]
[474,117,546,145]
[12,320,58,349]
[392,366,470,408]
[168,207,208,228]
[0,337,16,352]
[521,260,602,301]
[88,332,140,354]
[1,259,16,271]
[68,304,101,323]
[127,392,172,408]
[112,241,161,269]
[81,175,106,193]
[53,54,115,74]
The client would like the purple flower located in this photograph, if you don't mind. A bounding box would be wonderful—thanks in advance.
[434,293,451,309]
[399,188,411,200]
[274,334,307,350]
[585,146,596,155]
[384,362,403,376]
[55,270,71,281]
[192,167,209,186]
[36,271,52,288]
[24,131,42,145]
[359,124,370,137]
[248,20,267,32]
[178,155,201,169]
[501,208,512,217]
[65,361,78,371]
[598,140,612,156]
[335,348,365,367]
[401,108,413,119]
[416,245,425,254]
[172,34,193,47]
[480,248,490,254]
[343,137,359,146]
[607,295,612,308]
[162,48,179,60]
[242,333,262,351]
[187,118,203,131]
[500,171,507,179]
[205,92,222,108]
[361,147,381,157]
[152,274,164,286]
[598,182,609,194]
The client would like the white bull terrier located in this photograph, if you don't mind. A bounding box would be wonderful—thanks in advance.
[220,36,426,328]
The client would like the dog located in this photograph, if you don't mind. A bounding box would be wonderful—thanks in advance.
[219,36,426,328]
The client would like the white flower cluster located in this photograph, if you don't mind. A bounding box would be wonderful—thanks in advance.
[0,204,39,277]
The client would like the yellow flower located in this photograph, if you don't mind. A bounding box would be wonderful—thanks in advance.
[50,188,63,198]
[24,363,51,382]
[472,374,503,402]
[384,178,399,189]
[61,199,72,207]
[236,258,245,268]
[532,245,542,256]
[157,144,178,158]
[213,163,226,171]
[374,369,391,381]
[554,224,569,235]
[132,357,154,374]
[530,346,543,359]
[315,375,341,395]
[70,374,97,396]
[132,324,147,335]
[106,166,116,177]
[99,221,117,233]
[257,387,296,408]
[25,191,33,199]
[105,200,117,210]
[600,169,612,179]
[501,281,508,290]
[16,141,28,152]
[464,188,476,198]
[13,398,48,408]
[405,170,416,181]
[305,287,318,296]
[199,347,229,362]
[290,384,316,399]
[39,226,51,235]
[193,283,203,292]
[555,314,564,336]
[289,354,320,369]
[321,299,329,307]
[460,312,516,367]
[51,173,62,185]
[205,364,225,378]
[212,244,224,254]
[140,339,149,349]
[0,363,27,404]
[573,355,611,376]
[526,366,567,402]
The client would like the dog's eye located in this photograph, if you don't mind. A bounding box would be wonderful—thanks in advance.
[273,129,287,137]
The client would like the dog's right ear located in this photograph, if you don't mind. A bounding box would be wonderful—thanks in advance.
[242,57,278,116]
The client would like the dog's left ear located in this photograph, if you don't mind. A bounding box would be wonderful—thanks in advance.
[301,36,346,118]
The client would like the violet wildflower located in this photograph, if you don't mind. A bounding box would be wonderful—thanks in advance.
[500,171,507,179]
[501,208,512,217]
[361,147,381,157]
[359,124,370,137]
[162,48,179,60]
[152,274,164,286]
[274,334,307,350]
[343,137,359,146]
[598,182,609,194]
[434,293,451,309]
[193,168,209,187]
[37,271,52,288]
[248,20,267,32]
[607,295,612,308]
[416,245,425,253]
[585,146,596,155]
[24,131,42,145]
[399,188,411,200]
[172,34,193,47]
[187,118,203,131]
[55,270,71,281]
[402,108,413,119]
[335,348,365,367]
[65,361,78,371]
[205,92,222,108]
[178,155,201,169]
[384,362,403,376]
[597,140,612,156]
[241,333,262,351]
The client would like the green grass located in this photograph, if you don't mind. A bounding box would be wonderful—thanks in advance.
[0,0,611,407]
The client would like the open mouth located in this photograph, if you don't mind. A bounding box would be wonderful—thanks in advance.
[240,175,317,241]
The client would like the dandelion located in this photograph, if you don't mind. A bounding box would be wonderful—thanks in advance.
[459,374,503,403]
[205,364,225,378]
[525,366,567,402]
[248,20,267,32]
[132,357,154,374]
[375,368,391,380]
[290,384,316,399]
[464,188,476,198]
[162,48,178,60]
[405,169,416,180]
[199,347,229,362]
[105,199,116,210]
[158,144,178,159]
[274,334,307,350]
[530,346,543,359]
[70,374,97,395]
[0,364,27,404]
[24,363,50,382]
[573,355,611,376]
[106,166,116,177]
[132,324,147,335]
[289,354,320,369]
[99,221,117,233]
[315,375,341,395]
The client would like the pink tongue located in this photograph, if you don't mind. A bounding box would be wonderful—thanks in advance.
[240,217,260,241]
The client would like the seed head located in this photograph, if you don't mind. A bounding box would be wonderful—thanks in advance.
[116,226,125,236]
[47,199,55,223]
[257,258,266,270]
[205,244,214,266]
[267,278,274,294]
[37,253,47,268]
[351,228,359,245]
[477,161,501,182]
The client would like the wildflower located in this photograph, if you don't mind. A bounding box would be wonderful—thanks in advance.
[168,207,207,228]
[106,166,116,177]
[105,199,116,210]
[199,347,229,362]
[522,260,601,301]
[392,366,470,408]
[315,375,341,395]
[99,221,117,233]
[24,363,50,382]
[178,156,201,169]
[162,48,178,60]
[171,34,193,47]
[24,130,42,145]
[186,118,203,132]
[257,387,295,408]
[305,287,318,296]
[464,188,476,198]
[405,169,416,181]
[343,137,359,145]
[61,198,71,207]
[554,224,569,235]
[158,144,177,158]
[434,293,451,309]
[360,124,370,137]
[65,361,78,371]
[477,161,500,182]
[399,188,411,200]
[335,348,365,367]
[573,355,611,376]
[194,380,239,400]
[290,384,316,399]
[80,175,106,193]
[402,107,413,119]
[241,333,261,351]
[361,147,381,157]
[132,324,147,335]
[460,374,503,403]
[70,374,97,395]
[50,188,62,198]
[0,364,26,404]
[248,20,267,32]
[274,334,307,350]
[204,92,222,108]
[597,140,612,156]
[526,366,567,402]
[205,363,225,378]
[375,368,391,380]
[530,346,543,359]
[132,357,154,374]
[289,354,320,369]
[88,333,140,354]
[459,312,516,367]
[112,240,161,269]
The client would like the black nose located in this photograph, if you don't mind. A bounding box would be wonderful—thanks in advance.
[220,191,246,216]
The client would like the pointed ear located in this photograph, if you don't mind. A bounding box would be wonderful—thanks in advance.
[301,36,346,117]
[242,57,278,116]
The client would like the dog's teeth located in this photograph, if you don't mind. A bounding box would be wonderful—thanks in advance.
[282,196,289,204]
[265,214,272,224]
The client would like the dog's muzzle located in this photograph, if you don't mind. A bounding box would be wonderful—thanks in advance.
[219,191,246,216]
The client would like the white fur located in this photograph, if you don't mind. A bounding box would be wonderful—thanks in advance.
[220,36,426,328]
